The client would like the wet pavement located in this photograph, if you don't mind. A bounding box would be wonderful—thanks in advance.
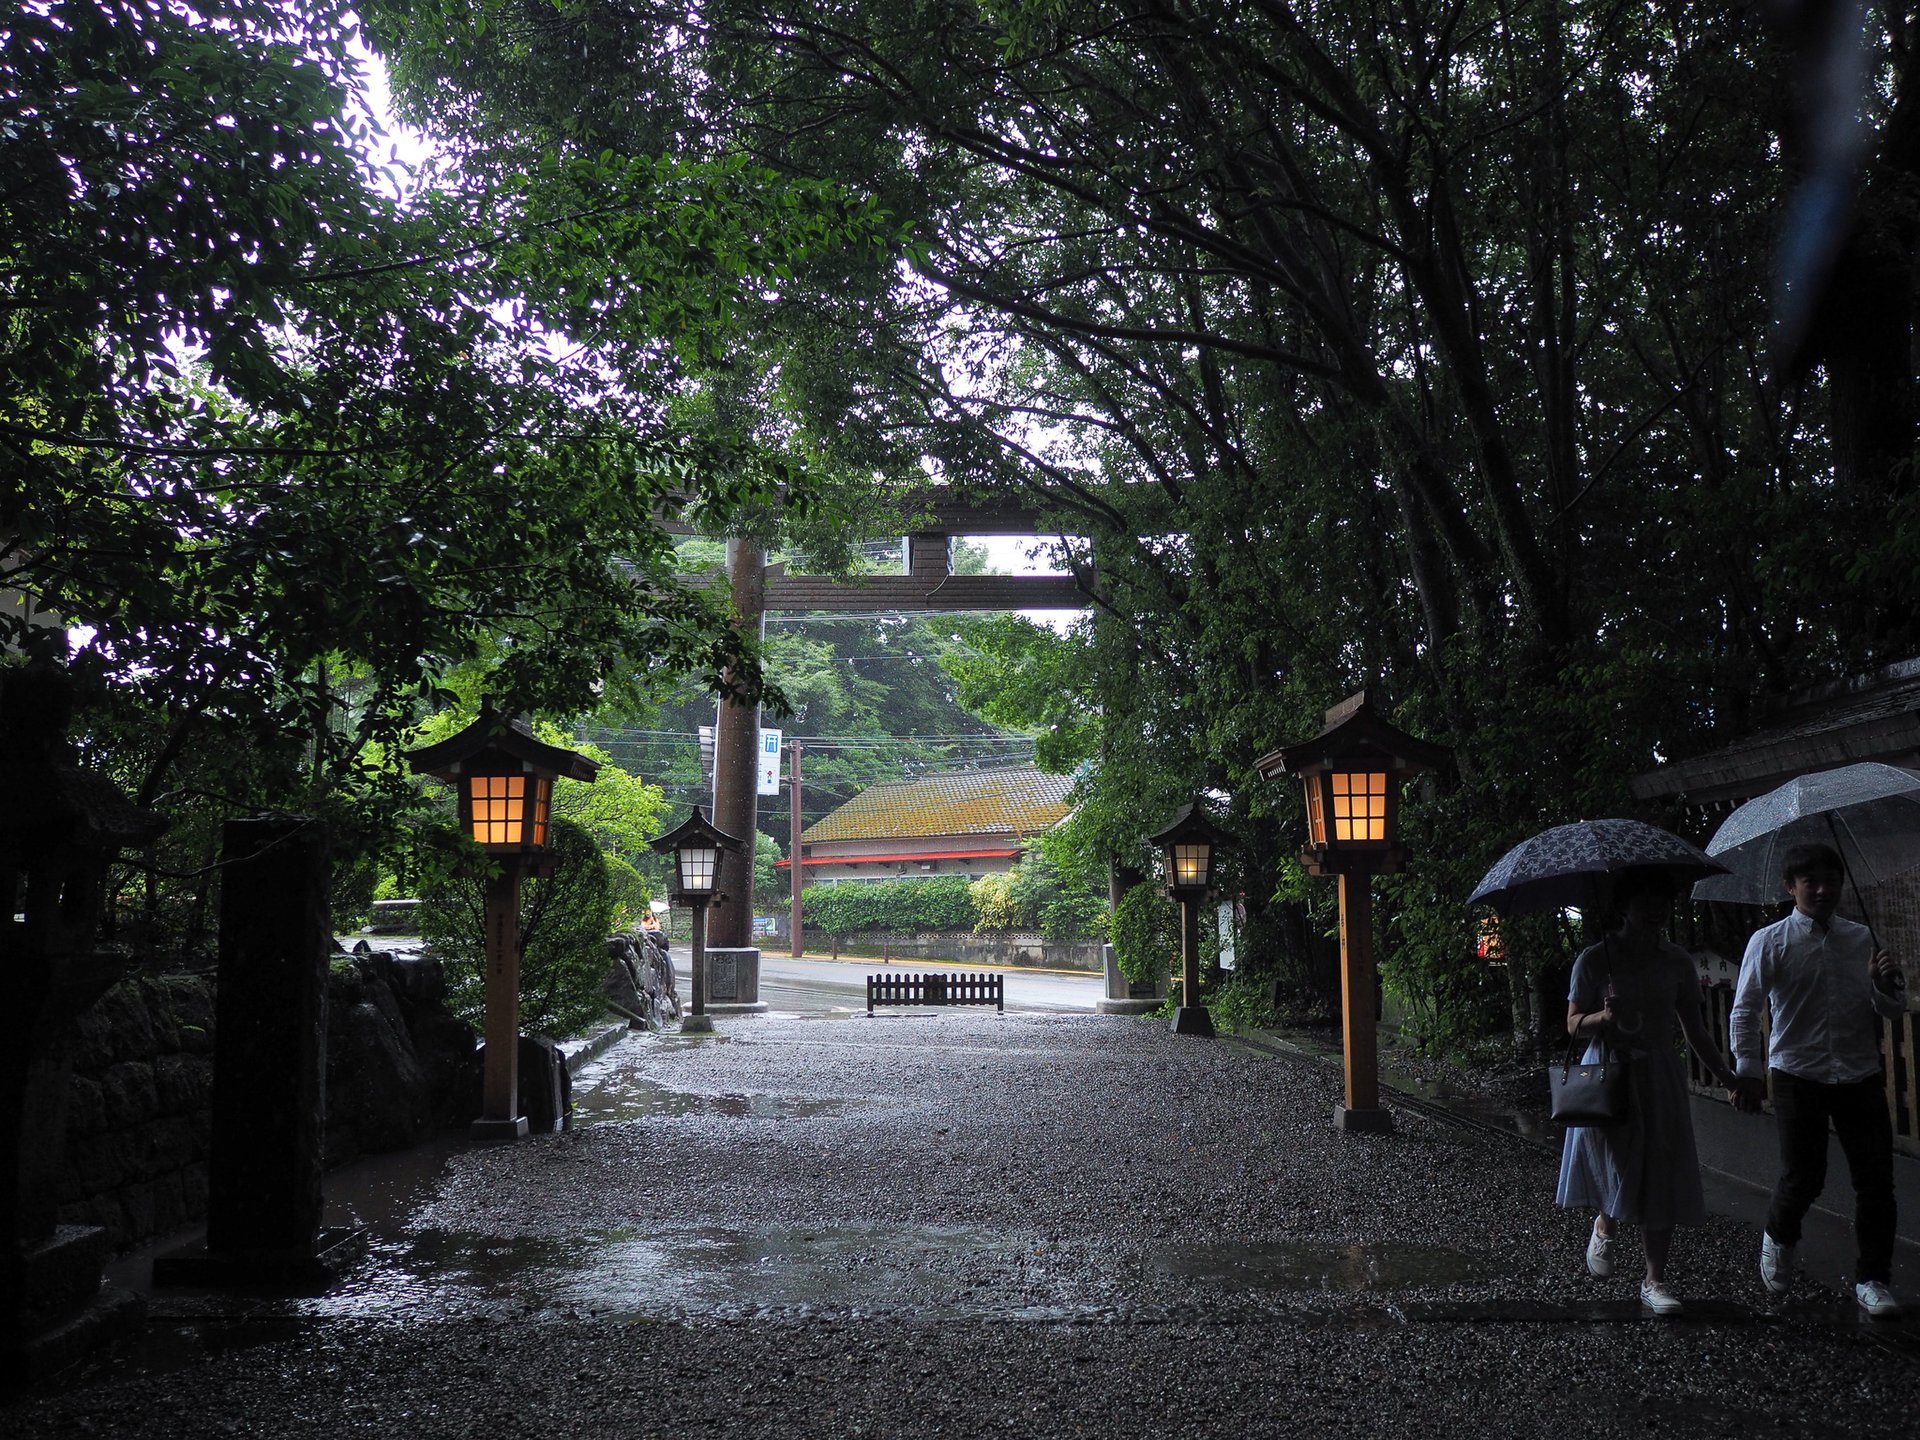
[7,1009,1920,1438]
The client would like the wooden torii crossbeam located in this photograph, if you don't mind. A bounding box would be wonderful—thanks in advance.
[676,493,1093,612]
[690,492,1090,955]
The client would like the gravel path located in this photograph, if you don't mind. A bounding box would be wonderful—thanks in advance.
[4,1011,1917,1438]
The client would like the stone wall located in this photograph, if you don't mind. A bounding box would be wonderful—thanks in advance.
[57,974,217,1252]
[827,931,1103,972]
[55,948,481,1251]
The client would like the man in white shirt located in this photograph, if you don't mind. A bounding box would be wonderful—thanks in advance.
[1729,842,1907,1319]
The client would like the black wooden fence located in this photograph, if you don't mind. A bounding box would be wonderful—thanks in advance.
[866,971,1005,1014]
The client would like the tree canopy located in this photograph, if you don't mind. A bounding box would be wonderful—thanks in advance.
[3,0,890,819]
[18,0,1918,1044]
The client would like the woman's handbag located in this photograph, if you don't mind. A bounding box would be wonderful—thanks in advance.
[1547,1040,1630,1126]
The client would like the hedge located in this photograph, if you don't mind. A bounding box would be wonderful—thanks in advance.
[800,877,976,935]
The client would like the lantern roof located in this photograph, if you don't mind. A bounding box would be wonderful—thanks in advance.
[1254,691,1451,780]
[404,705,601,785]
[649,804,746,857]
[1146,801,1233,853]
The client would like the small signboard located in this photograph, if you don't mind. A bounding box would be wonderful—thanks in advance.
[757,728,783,796]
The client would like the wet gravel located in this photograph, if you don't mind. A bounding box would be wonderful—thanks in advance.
[6,1011,1918,1438]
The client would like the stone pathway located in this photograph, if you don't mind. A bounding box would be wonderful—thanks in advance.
[4,1011,1918,1438]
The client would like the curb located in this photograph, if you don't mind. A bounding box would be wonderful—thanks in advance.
[559,1018,632,1073]
[1225,1029,1557,1152]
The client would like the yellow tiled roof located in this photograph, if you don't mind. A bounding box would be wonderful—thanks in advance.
[801,765,1074,844]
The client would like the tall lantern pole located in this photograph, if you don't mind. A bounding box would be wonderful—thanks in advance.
[407,706,599,1141]
[651,806,745,1036]
[1257,692,1450,1134]
[1147,804,1234,1038]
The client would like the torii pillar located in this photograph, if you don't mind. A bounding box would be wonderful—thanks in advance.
[704,538,768,1013]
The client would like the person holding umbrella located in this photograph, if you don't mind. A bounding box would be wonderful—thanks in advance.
[1555,869,1743,1316]
[1728,842,1907,1319]
[1470,819,1739,1313]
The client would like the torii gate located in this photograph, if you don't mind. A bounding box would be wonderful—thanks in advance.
[699,496,1089,989]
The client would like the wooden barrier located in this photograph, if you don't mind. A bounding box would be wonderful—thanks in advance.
[866,971,1005,1014]
[1691,983,1920,1157]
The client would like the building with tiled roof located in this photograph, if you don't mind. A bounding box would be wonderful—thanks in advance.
[778,764,1074,883]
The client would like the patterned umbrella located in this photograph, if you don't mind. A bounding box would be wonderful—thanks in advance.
[1468,818,1727,918]
[1691,762,1920,909]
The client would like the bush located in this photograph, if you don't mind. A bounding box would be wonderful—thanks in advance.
[1110,881,1179,985]
[1207,971,1281,1034]
[420,817,615,1038]
[970,853,1106,942]
[801,876,976,935]
[605,852,648,931]
[968,871,1022,930]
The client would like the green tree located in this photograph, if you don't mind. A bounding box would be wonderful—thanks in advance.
[368,0,1920,1056]
[419,818,616,1037]
[6,0,887,842]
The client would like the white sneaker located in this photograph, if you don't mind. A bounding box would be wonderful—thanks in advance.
[1856,1281,1903,1320]
[1760,1232,1795,1295]
[1585,1220,1614,1277]
[1640,1279,1683,1316]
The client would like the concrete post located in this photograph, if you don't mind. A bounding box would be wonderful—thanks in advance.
[205,816,330,1256]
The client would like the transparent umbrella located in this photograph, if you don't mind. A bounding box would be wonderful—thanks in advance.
[1691,763,1920,930]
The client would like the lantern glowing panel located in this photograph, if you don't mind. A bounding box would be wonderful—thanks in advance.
[1170,842,1212,890]
[677,842,721,896]
[467,773,551,848]
[1330,771,1388,842]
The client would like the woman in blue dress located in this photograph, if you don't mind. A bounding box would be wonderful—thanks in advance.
[1555,869,1740,1315]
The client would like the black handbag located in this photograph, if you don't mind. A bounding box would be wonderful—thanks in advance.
[1547,1040,1630,1126]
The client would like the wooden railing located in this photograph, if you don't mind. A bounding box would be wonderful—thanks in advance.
[1691,983,1920,1156]
[866,971,1005,1014]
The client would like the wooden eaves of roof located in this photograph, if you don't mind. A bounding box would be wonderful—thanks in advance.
[774,847,1019,871]
[1629,658,1920,810]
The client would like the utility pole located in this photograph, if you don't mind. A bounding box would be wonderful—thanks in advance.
[788,740,804,956]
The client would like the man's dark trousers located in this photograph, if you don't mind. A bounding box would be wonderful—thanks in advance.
[1766,1069,1896,1283]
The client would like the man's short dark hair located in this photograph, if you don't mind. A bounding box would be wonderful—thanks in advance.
[1780,842,1844,884]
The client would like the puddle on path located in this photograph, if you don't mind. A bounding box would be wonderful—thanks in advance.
[300,1222,1026,1322]
[571,1082,857,1126]
[568,1039,862,1127]
[132,1225,1497,1329]
[286,1231,1504,1323]
[1145,1240,1492,1292]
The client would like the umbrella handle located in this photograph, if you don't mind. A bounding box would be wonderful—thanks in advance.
[1824,813,1881,950]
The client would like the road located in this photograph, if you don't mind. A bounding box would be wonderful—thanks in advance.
[750,950,1102,1013]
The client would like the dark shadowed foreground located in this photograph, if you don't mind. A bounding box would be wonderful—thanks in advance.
[4,1013,1916,1438]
